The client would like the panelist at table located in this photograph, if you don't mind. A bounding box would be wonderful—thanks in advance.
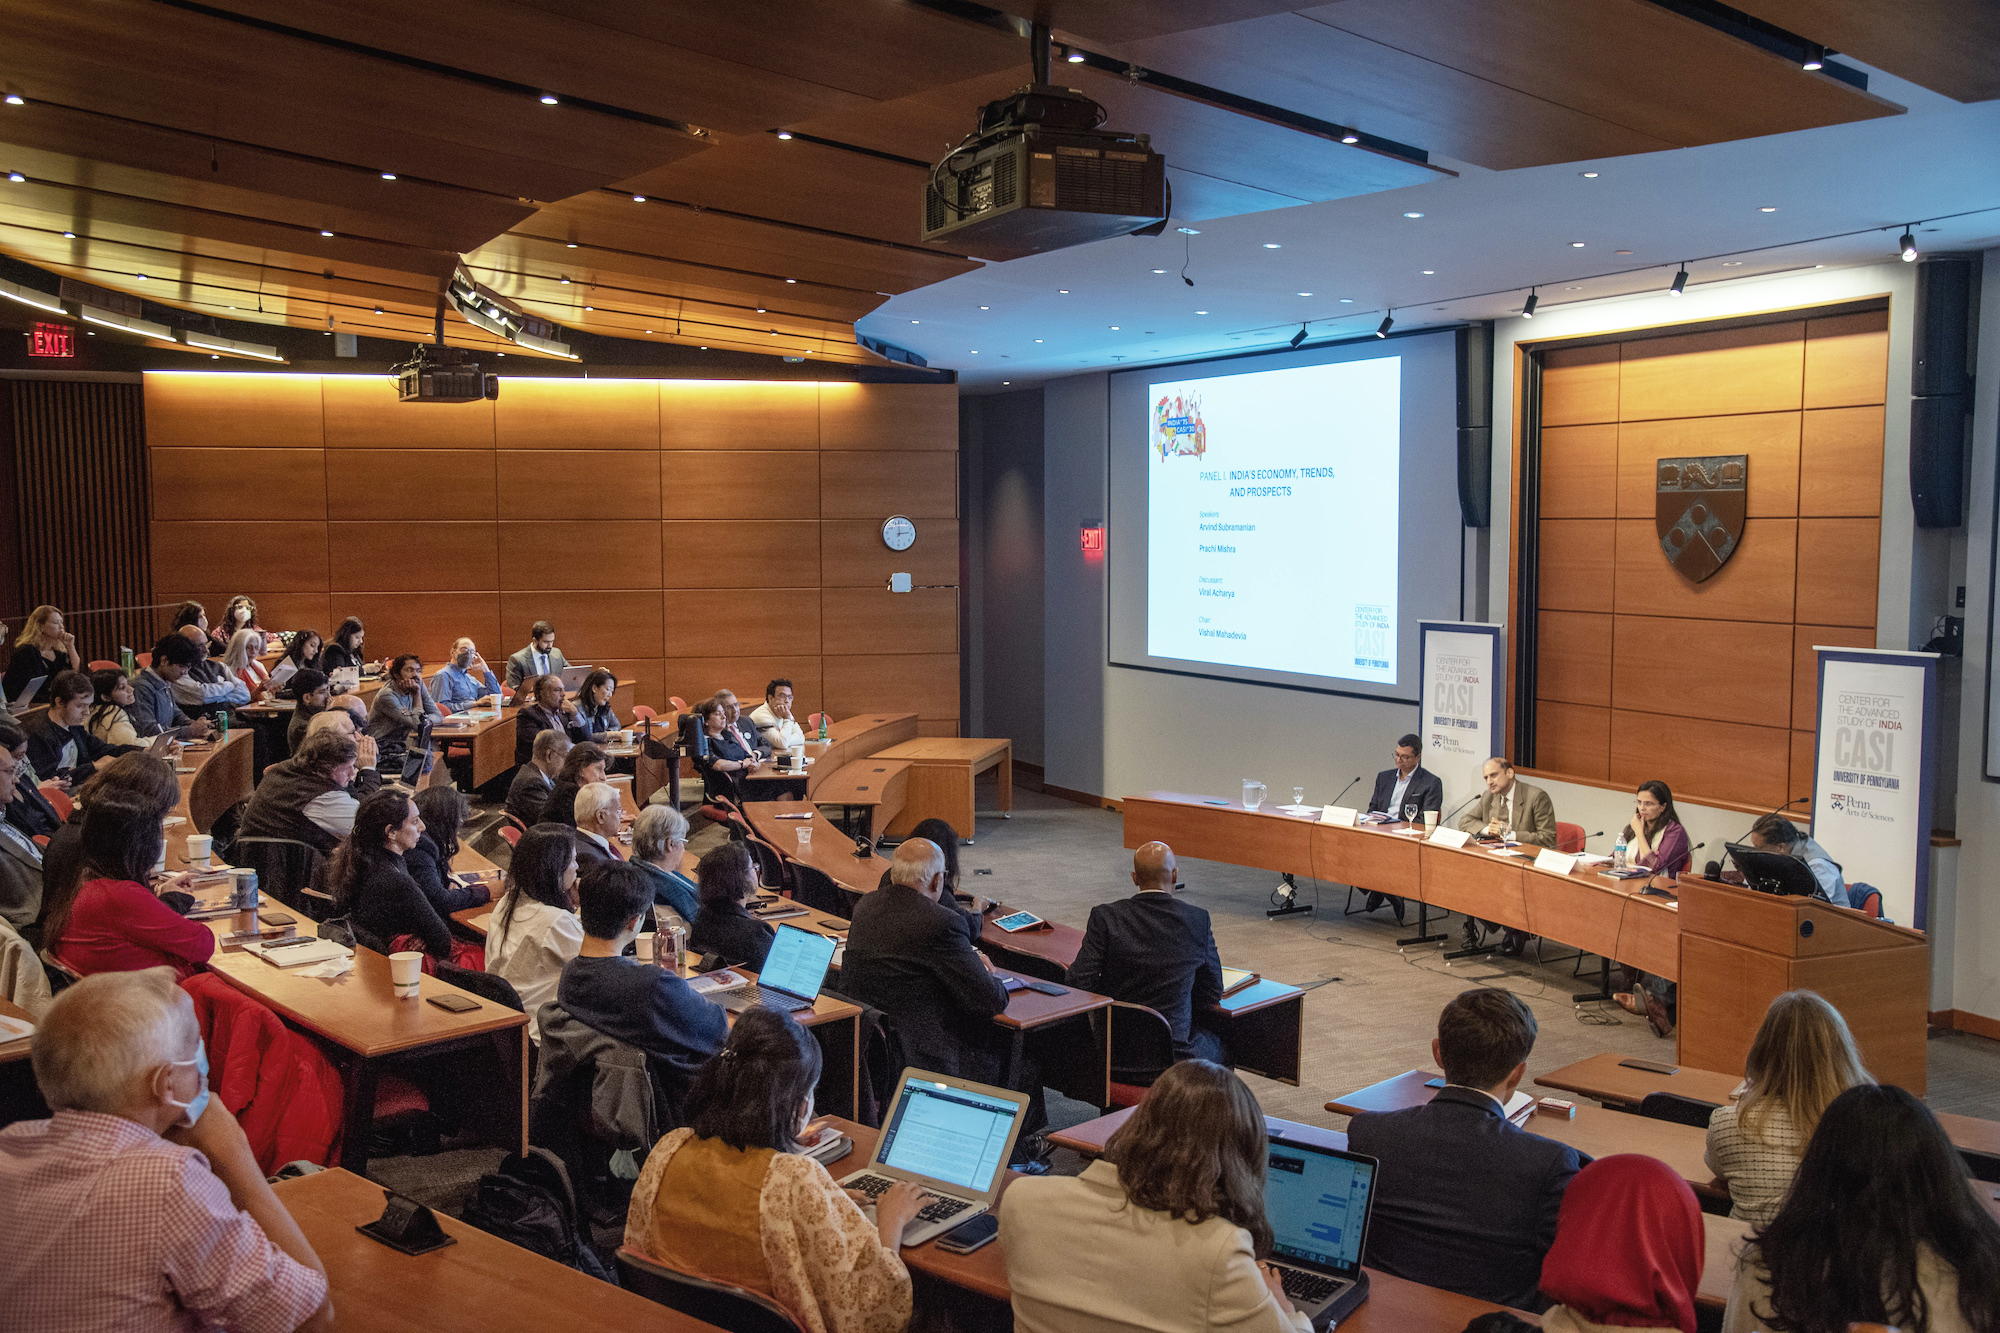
[504,619,569,692]
[1613,780,1692,1036]
[1746,813,1850,907]
[1068,840,1226,1066]
[1457,757,1558,956]
[1362,733,1444,922]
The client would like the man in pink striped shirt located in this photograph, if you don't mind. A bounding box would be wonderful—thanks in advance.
[0,968,332,1332]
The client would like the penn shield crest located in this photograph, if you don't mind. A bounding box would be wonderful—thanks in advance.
[1656,454,1747,583]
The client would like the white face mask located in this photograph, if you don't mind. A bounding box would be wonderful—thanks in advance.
[162,1039,211,1129]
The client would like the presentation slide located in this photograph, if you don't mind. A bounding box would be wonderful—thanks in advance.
[1107,329,1461,702]
[1146,358,1401,683]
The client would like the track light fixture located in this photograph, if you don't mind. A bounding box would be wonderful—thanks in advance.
[1669,266,1688,296]
[1900,227,1918,262]
[1375,311,1394,339]
[1800,44,1824,71]
[1522,288,1538,319]
[1289,323,1308,349]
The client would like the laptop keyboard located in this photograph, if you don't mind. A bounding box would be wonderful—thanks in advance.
[719,984,813,1014]
[1278,1268,1343,1305]
[845,1173,971,1226]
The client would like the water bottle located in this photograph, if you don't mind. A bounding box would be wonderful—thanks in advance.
[216,710,229,740]
[1612,834,1628,871]
[818,714,828,741]
[232,867,259,935]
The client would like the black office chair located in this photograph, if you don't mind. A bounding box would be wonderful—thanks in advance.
[1097,1001,1176,1108]
[788,862,848,916]
[616,1248,807,1333]
[230,836,326,919]
[1960,1146,2000,1184]
[1638,1091,1721,1130]
[436,962,524,1013]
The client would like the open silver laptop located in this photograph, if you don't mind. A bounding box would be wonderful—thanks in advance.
[714,924,835,1015]
[558,664,594,691]
[837,1069,1030,1246]
[5,676,44,715]
[1264,1137,1379,1328]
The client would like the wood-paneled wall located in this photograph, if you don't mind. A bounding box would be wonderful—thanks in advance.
[144,374,960,733]
[1530,310,1885,808]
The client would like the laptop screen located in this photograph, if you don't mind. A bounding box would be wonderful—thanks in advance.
[758,925,836,1001]
[877,1076,1020,1193]
[1266,1142,1376,1275]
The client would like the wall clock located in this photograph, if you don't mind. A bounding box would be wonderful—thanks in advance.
[881,515,917,551]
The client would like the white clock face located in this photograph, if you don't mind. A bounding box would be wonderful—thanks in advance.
[882,515,917,551]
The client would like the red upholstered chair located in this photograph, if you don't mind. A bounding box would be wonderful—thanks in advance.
[40,784,72,823]
[1555,822,1586,854]
[498,824,521,848]
[668,696,689,713]
[88,659,121,672]
[806,712,830,733]
[135,652,152,669]
[1103,1002,1176,1109]
[631,705,657,722]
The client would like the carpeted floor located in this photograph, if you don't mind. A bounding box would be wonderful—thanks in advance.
[373,775,2000,1228]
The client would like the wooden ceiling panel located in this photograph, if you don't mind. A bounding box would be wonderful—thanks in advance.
[200,0,877,136]
[613,139,935,249]
[1729,0,2000,102]
[515,0,1032,105]
[0,0,707,201]
[999,1,1311,42]
[1305,0,1904,149]
[785,71,1030,165]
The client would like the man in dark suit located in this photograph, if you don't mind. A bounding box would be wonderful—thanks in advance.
[1068,841,1226,1065]
[1346,988,1586,1312]
[842,838,1047,1164]
[503,620,570,692]
[1361,733,1445,923]
[506,727,570,827]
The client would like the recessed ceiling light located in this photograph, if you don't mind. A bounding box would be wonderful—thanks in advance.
[1195,310,1208,315]
[1421,270,1434,275]
[776,131,793,140]
[1403,211,1423,219]
[1152,268,1167,274]
[910,320,919,324]
[319,230,333,236]
[978,305,989,309]
[1570,241,1585,248]
[373,306,383,314]
[566,242,577,248]
[756,307,766,313]
[1579,171,1599,178]
[969,350,978,353]
[1058,288,1070,293]
[1340,133,1359,144]
[211,354,219,359]
[380,171,397,180]
[1338,298,1354,303]
[1109,325,1120,330]
[1566,285,1582,290]
[583,305,593,310]
[1297,291,1312,297]
[646,328,654,333]
[699,345,707,349]
[1034,338,1043,342]
[1176,227,1201,235]
[633,195,646,202]
[1066,50,1085,63]
[1722,261,1744,267]
[3,94,22,106]
[1003,381,1011,385]
[784,278,796,283]
[559,276,570,284]
[1262,243,1281,249]
[6,172,24,182]
[1616,249,1632,255]
[61,231,74,239]
[1759,206,1777,212]
[135,273,146,280]
[540,93,559,105]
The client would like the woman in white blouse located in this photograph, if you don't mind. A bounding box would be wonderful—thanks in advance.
[1001,1060,1308,1333]
[1704,989,1871,1226]
[485,824,582,1043]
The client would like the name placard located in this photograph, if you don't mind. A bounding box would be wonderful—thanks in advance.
[1319,805,1358,826]
[1426,826,1471,849]
[1533,848,1578,876]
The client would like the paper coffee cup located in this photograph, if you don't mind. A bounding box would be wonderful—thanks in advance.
[1424,811,1439,828]
[635,932,656,963]
[615,729,632,745]
[388,951,423,998]
[187,833,212,868]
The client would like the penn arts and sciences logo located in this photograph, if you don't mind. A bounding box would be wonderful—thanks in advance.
[1656,454,1747,583]
[1153,390,1207,459]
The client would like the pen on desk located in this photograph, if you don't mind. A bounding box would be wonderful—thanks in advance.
[262,936,318,949]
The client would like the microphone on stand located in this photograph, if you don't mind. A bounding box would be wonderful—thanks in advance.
[1439,789,1481,831]
[1734,795,1810,847]
[1329,775,1363,807]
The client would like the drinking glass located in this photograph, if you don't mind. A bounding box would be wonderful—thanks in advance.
[1293,787,1305,807]
[1242,780,1266,811]
[1403,803,1419,825]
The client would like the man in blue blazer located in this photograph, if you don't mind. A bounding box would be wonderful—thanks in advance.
[1361,733,1444,922]
[1345,988,1586,1312]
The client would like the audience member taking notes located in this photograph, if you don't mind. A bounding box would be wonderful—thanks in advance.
[504,619,568,691]
[1345,987,1585,1311]
[1003,1060,1309,1333]
[625,1007,918,1333]
[1704,989,1872,1227]
[0,969,333,1332]
[689,841,774,970]
[1068,840,1227,1066]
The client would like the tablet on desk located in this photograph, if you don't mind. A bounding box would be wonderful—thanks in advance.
[992,910,1045,933]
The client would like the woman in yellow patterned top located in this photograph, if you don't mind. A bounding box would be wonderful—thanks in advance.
[625,1008,924,1333]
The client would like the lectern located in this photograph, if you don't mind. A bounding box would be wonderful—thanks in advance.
[1677,876,1929,1092]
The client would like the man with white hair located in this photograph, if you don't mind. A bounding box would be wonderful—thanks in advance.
[0,968,333,1330]
[629,803,697,928]
[571,781,625,869]
[426,637,501,714]
[240,729,380,851]
[844,838,1051,1161]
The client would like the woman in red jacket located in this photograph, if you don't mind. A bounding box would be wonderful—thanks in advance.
[43,792,214,980]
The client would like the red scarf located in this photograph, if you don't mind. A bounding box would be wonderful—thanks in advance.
[1539,1154,1702,1333]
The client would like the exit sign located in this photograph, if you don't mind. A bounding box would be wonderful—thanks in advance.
[28,322,74,358]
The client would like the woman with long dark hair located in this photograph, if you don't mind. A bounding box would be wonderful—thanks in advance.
[486,824,581,1044]
[327,789,455,961]
[44,793,213,980]
[403,786,490,918]
[1724,1083,2000,1333]
[319,617,366,676]
[1615,778,1692,1035]
[573,668,620,742]
[625,1007,919,1333]
[1002,1060,1306,1333]
[86,668,142,748]
[272,628,324,697]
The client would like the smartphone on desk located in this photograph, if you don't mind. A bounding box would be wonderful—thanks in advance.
[935,1213,1000,1254]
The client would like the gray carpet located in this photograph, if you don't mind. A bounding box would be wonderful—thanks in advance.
[371,775,2000,1220]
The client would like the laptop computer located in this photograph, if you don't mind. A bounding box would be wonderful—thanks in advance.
[5,675,44,715]
[1263,1137,1379,1328]
[558,664,594,692]
[714,924,836,1015]
[1724,842,1823,898]
[837,1069,1031,1247]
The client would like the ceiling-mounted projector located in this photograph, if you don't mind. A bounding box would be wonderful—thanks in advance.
[393,344,497,403]
[921,84,1165,253]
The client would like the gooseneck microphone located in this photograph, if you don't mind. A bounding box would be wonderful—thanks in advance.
[1329,775,1362,807]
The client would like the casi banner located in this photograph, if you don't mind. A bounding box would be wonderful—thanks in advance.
[1419,622,1505,815]
[1812,647,1939,927]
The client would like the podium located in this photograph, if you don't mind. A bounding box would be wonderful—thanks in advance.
[1677,876,1929,1093]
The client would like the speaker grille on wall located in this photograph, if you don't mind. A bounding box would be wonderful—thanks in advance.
[1456,322,1494,528]
[1910,255,1975,529]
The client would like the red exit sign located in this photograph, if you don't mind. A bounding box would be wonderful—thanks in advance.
[29,322,74,358]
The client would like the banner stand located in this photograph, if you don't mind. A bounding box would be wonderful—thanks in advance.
[1419,621,1505,818]
[1812,647,1939,928]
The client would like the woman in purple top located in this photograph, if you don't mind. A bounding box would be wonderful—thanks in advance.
[1616,779,1689,1036]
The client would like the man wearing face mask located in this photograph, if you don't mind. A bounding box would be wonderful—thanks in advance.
[0,967,334,1331]
[428,637,501,715]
